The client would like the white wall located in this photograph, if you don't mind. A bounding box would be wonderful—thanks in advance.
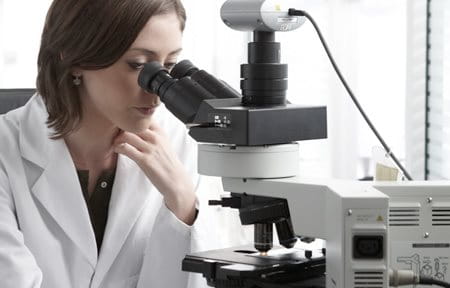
[0,0,52,88]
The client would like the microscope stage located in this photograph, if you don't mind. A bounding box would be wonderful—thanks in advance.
[182,245,325,288]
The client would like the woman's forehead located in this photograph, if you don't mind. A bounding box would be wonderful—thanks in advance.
[131,13,183,56]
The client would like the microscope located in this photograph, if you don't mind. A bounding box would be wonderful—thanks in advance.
[138,1,450,287]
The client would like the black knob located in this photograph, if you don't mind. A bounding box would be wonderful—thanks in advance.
[305,250,312,259]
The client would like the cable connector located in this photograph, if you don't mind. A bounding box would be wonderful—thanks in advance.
[389,269,450,287]
[288,8,306,17]
[389,269,419,287]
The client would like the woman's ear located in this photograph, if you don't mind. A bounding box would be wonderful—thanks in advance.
[69,62,83,86]
[60,52,83,79]
[72,70,82,77]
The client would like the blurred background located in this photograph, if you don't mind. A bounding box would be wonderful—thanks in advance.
[0,0,448,181]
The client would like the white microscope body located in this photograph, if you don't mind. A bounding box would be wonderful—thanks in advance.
[198,143,450,288]
[137,1,450,286]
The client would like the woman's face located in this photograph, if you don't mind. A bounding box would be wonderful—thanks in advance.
[79,12,182,133]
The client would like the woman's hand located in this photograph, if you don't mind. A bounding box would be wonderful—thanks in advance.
[113,122,196,225]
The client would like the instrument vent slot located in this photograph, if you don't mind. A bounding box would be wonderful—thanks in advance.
[353,271,384,288]
[389,208,420,226]
[432,207,450,226]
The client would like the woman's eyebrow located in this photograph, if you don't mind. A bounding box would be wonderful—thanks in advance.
[128,47,183,56]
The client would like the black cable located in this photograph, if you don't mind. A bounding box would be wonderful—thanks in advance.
[420,276,450,288]
[288,8,413,181]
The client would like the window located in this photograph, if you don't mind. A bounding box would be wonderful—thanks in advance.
[426,0,450,179]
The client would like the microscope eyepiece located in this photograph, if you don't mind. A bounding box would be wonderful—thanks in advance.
[170,59,199,79]
[138,61,215,124]
[170,60,241,100]
[138,61,172,95]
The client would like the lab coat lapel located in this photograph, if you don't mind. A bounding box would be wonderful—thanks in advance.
[92,154,154,286]
[19,96,98,269]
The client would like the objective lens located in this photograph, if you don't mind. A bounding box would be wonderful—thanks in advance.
[275,219,297,249]
[254,223,273,253]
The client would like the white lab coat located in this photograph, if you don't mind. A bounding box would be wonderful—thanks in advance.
[0,94,247,288]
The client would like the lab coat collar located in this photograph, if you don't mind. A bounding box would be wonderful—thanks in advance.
[19,95,51,169]
[19,96,155,283]
[91,155,155,287]
[19,96,98,268]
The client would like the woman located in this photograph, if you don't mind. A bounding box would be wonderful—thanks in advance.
[0,0,222,287]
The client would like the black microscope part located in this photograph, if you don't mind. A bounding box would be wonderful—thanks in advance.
[171,59,241,100]
[276,219,297,249]
[138,59,327,146]
[353,235,384,259]
[254,223,274,253]
[209,194,297,252]
[182,245,326,288]
[139,61,214,123]
[241,31,288,106]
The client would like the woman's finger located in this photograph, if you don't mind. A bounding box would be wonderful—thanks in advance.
[137,129,159,143]
[114,132,150,152]
[114,142,143,163]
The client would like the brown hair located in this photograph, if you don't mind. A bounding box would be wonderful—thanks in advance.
[37,0,186,139]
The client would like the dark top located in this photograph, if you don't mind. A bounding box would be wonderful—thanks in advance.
[76,168,116,253]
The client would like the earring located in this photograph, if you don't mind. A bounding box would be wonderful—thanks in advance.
[73,75,82,86]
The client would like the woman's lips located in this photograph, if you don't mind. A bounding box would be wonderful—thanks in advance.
[135,107,156,116]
